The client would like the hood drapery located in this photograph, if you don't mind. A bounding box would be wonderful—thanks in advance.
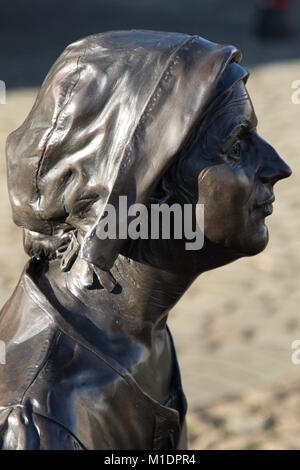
[6,30,248,270]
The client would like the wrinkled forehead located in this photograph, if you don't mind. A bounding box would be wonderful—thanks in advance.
[206,81,258,142]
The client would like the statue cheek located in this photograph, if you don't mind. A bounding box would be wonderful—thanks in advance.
[197,163,251,203]
[196,164,252,243]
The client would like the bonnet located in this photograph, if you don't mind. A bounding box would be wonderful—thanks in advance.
[6,30,247,271]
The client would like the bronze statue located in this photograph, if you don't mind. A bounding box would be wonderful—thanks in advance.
[0,31,291,450]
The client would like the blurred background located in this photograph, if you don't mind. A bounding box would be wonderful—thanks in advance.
[0,0,300,450]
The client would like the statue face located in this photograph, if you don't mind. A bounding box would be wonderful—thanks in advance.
[182,81,291,256]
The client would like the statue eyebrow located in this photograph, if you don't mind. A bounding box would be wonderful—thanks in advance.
[229,116,257,140]
[221,118,257,153]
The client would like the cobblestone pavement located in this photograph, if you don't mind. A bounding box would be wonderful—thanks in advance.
[188,380,300,450]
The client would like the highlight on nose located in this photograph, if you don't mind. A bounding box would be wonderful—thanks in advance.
[259,138,292,183]
[276,157,292,181]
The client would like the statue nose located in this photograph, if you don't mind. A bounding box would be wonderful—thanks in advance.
[258,137,292,184]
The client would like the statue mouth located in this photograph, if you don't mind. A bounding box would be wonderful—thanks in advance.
[257,203,273,216]
[254,195,275,216]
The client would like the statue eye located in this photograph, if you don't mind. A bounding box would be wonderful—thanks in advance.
[228,139,241,161]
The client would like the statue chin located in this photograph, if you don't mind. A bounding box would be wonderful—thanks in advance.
[235,223,269,257]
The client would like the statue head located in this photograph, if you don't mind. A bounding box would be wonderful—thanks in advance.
[6,31,291,285]
[154,79,291,262]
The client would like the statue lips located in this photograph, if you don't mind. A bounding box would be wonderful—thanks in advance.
[254,195,275,217]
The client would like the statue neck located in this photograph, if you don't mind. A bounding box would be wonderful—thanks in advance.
[67,254,196,345]
[38,237,240,347]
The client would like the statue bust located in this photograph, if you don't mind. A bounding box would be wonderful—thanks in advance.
[0,30,291,450]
